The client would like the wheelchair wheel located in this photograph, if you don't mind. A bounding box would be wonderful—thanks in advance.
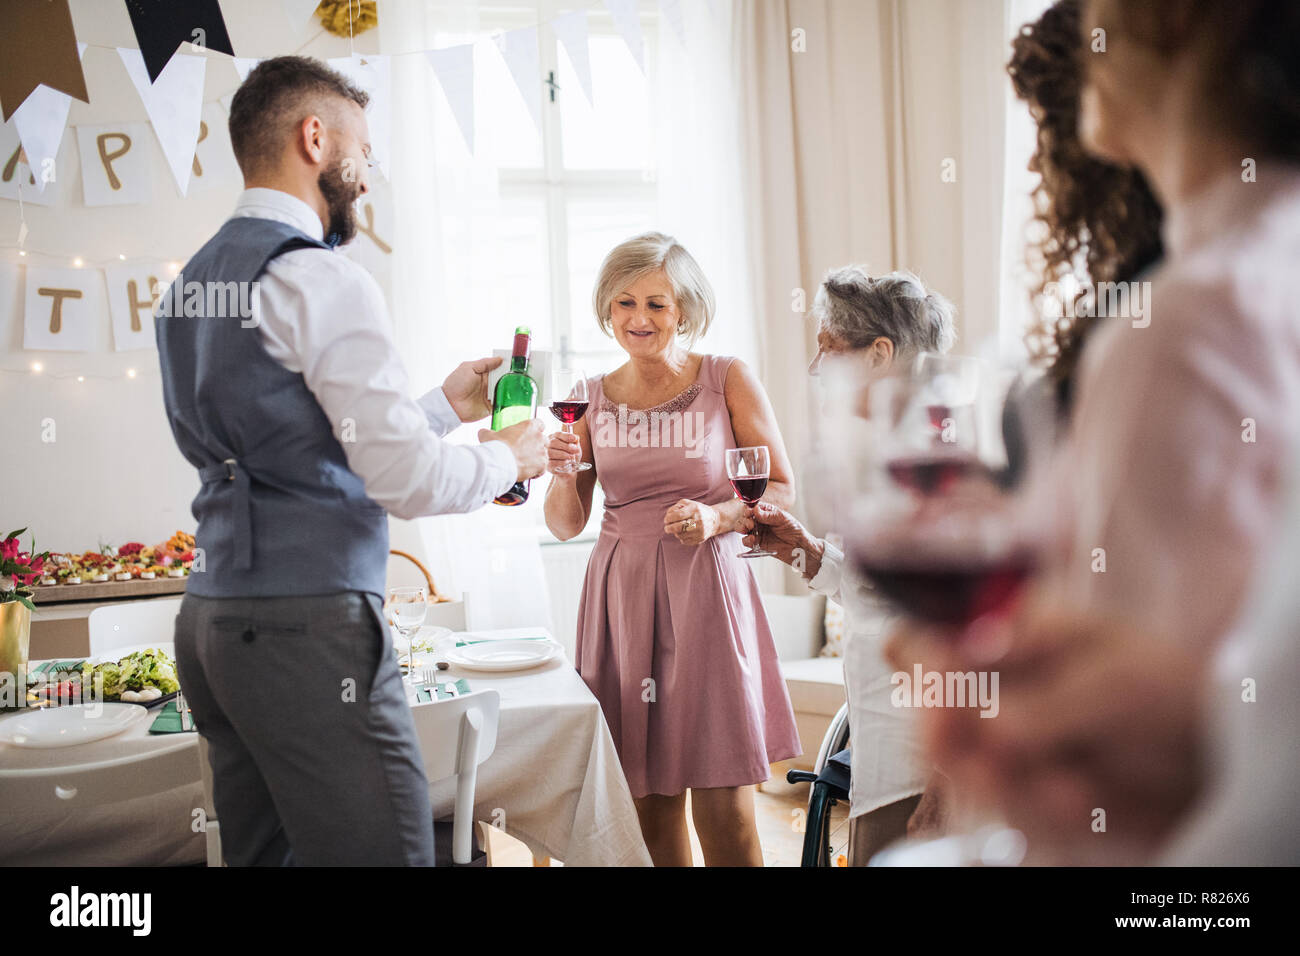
[786,702,852,866]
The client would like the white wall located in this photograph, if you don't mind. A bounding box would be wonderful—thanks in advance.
[0,1,376,551]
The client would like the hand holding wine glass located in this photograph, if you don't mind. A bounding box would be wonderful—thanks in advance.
[549,368,591,474]
[727,446,774,559]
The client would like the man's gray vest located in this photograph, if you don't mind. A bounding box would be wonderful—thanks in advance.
[155,217,388,599]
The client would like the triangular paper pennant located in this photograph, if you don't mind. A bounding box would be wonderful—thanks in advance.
[280,0,323,26]
[549,11,594,107]
[425,45,476,155]
[232,58,262,83]
[10,42,88,193]
[603,0,645,73]
[0,0,89,122]
[123,0,235,84]
[118,48,207,196]
[494,27,542,135]
[659,0,688,49]
[327,55,392,180]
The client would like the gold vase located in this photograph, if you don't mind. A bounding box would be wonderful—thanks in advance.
[1,600,32,712]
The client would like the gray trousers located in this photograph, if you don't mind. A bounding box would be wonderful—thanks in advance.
[174,590,436,865]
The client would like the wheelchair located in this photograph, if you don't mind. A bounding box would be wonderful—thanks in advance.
[785,701,852,866]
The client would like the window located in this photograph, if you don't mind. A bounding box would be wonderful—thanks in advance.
[424,2,663,538]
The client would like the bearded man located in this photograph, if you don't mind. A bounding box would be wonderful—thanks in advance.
[154,56,545,865]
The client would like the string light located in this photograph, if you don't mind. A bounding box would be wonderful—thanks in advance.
[72,257,84,267]
[126,368,137,379]
[31,362,42,373]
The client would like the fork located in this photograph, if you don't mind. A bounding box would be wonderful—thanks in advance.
[419,668,439,695]
[177,691,190,731]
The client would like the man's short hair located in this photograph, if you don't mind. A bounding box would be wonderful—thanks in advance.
[227,55,369,177]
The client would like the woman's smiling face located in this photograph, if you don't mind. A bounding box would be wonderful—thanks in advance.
[610,269,681,358]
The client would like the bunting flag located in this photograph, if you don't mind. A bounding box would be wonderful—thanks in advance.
[9,44,89,193]
[550,11,594,107]
[494,27,543,135]
[327,55,391,180]
[0,0,89,122]
[280,0,324,26]
[603,0,646,73]
[23,266,106,352]
[425,44,476,155]
[232,58,263,83]
[659,0,688,49]
[118,48,207,196]
[123,0,234,84]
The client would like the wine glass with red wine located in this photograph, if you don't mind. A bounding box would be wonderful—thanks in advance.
[849,367,1035,633]
[874,360,998,499]
[726,446,774,558]
[549,368,592,473]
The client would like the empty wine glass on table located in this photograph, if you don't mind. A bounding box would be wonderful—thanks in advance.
[549,368,591,473]
[726,445,774,559]
[386,585,427,674]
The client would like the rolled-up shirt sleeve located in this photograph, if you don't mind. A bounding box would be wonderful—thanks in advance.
[269,251,517,519]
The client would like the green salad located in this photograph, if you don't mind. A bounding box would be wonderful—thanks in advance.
[81,648,180,700]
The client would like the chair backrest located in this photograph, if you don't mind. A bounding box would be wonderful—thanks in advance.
[0,740,201,808]
[410,689,500,864]
[87,597,184,658]
[409,689,500,781]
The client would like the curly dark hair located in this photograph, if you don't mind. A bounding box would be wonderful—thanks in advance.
[1007,0,1163,413]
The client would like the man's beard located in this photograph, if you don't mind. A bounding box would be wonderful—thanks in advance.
[317,153,362,245]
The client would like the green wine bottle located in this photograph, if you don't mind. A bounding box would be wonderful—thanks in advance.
[491,326,538,506]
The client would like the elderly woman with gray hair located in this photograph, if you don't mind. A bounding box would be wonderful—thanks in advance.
[544,232,802,866]
[741,265,957,864]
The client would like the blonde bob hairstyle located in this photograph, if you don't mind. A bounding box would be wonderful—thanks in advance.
[592,232,716,346]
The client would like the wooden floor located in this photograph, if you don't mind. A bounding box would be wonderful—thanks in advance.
[487,776,851,867]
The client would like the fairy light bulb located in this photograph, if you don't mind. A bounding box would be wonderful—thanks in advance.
[126,368,137,379]
[72,257,84,268]
[31,361,43,373]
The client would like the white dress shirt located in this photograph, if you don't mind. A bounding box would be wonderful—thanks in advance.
[806,540,927,818]
[228,188,516,518]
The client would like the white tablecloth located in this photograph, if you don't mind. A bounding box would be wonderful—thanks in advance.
[0,631,650,867]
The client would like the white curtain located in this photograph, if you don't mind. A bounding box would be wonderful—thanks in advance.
[735,0,1014,591]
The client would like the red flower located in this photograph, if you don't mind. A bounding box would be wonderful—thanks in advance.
[1,537,18,561]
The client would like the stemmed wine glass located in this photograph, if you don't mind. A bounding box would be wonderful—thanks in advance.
[726,445,774,559]
[549,368,592,473]
[386,585,427,674]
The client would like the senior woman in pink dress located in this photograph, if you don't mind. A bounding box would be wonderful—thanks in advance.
[544,232,801,866]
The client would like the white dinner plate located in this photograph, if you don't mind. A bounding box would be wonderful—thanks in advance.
[442,639,561,672]
[0,702,150,749]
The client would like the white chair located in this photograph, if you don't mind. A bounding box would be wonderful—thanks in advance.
[196,735,223,866]
[0,739,201,808]
[87,597,184,658]
[410,689,500,865]
[197,690,501,866]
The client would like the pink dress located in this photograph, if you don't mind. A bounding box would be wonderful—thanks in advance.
[574,354,802,799]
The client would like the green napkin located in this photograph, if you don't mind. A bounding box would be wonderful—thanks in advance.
[33,659,87,676]
[149,699,196,734]
[454,635,550,647]
[415,679,472,702]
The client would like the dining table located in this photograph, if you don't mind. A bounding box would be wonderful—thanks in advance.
[0,626,651,867]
